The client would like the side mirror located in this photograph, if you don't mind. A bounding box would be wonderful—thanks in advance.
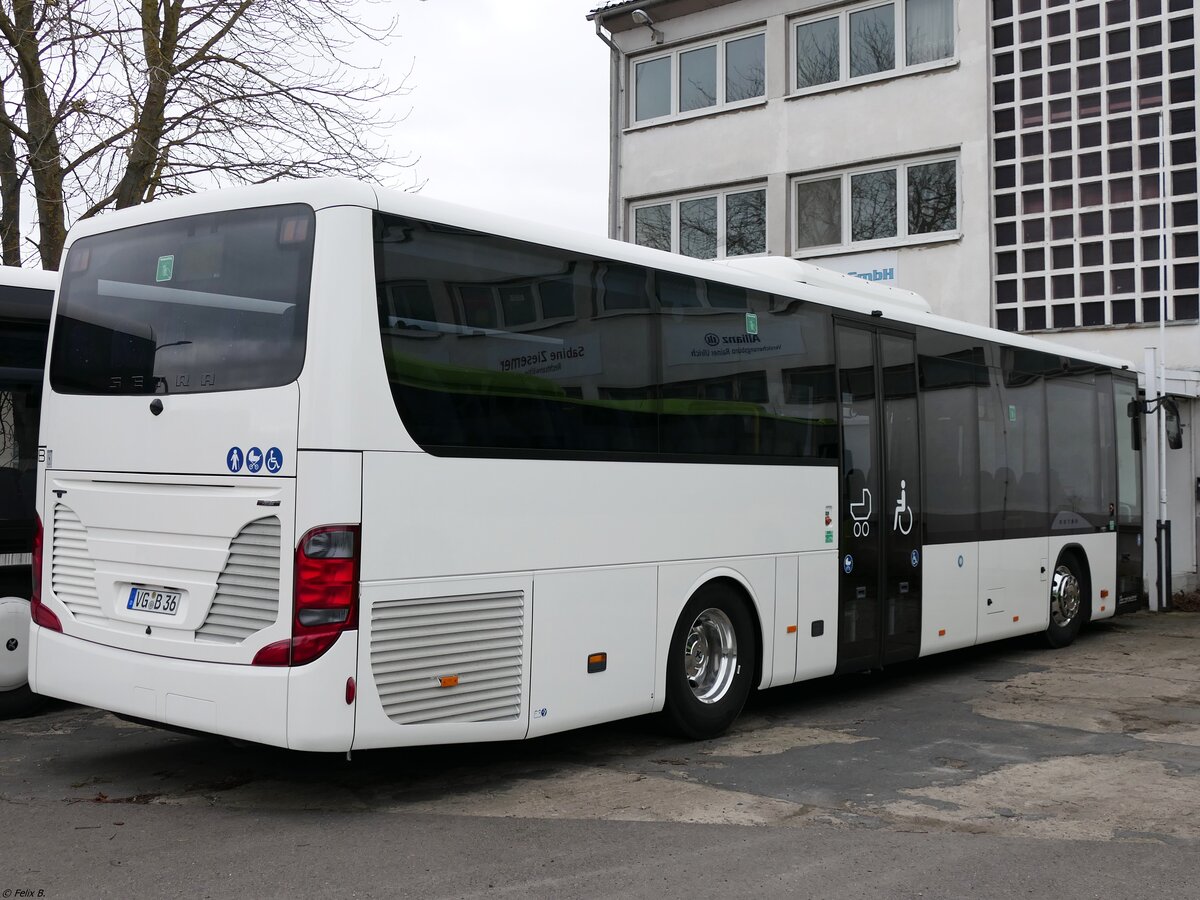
[1164,398,1183,451]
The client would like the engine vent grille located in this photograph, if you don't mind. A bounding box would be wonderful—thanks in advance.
[196,517,282,644]
[51,503,105,626]
[370,591,524,726]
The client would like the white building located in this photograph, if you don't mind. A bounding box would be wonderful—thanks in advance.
[588,0,1199,593]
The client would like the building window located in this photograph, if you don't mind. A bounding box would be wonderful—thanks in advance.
[632,30,765,125]
[631,186,767,259]
[796,17,840,88]
[850,5,896,77]
[793,0,955,95]
[793,155,958,252]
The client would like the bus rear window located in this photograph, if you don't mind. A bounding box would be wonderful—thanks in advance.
[50,204,315,395]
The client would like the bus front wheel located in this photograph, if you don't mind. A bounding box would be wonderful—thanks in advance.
[1044,553,1086,649]
[664,584,757,740]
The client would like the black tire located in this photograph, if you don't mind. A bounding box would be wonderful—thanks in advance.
[664,583,757,740]
[0,682,45,719]
[1044,552,1086,649]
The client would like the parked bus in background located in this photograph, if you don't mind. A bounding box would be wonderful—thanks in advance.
[29,181,1141,750]
[0,267,55,717]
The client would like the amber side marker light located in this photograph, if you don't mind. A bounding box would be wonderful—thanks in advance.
[1100,589,1110,598]
[1013,615,1020,622]
[439,675,459,688]
[786,625,798,634]
[938,629,946,637]
[587,653,607,674]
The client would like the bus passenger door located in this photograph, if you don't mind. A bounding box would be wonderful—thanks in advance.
[835,324,922,672]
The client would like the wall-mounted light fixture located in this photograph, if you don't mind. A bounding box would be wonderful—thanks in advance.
[631,9,664,44]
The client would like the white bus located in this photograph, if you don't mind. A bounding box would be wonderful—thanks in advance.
[0,266,56,717]
[30,180,1141,751]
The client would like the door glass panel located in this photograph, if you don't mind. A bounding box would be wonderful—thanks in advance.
[880,333,921,663]
[836,325,879,668]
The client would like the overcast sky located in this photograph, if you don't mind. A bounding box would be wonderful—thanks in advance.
[381,1,612,236]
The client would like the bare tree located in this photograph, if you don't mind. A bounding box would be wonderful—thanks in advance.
[907,161,956,235]
[849,10,895,79]
[795,21,839,89]
[850,169,897,242]
[0,0,414,271]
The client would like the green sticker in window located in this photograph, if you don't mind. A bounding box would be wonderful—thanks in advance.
[1008,404,1017,422]
[745,312,758,335]
[156,255,175,283]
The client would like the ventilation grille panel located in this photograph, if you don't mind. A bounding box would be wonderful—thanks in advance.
[371,591,524,726]
[196,517,281,644]
[51,503,105,626]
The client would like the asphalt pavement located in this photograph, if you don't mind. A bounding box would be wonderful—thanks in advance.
[2,610,1198,899]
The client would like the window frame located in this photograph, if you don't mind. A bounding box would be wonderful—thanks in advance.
[629,27,767,128]
[790,0,957,98]
[792,154,961,255]
[629,184,770,260]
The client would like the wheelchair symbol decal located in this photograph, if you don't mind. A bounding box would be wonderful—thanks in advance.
[850,488,872,537]
[893,479,913,535]
[265,447,283,474]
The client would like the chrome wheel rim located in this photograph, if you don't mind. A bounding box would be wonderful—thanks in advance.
[1050,564,1081,628]
[684,607,737,704]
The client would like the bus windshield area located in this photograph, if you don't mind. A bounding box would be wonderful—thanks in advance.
[50,204,315,395]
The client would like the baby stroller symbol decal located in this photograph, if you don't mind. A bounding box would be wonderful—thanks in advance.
[850,488,872,537]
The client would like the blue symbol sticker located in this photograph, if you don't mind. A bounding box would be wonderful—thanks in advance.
[911,549,920,568]
[246,446,264,473]
[265,447,283,474]
[957,555,965,568]
[843,554,854,574]
[226,447,243,473]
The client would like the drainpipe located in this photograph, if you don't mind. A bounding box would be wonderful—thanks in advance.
[594,17,623,240]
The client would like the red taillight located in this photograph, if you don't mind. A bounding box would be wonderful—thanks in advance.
[252,525,360,667]
[29,514,61,633]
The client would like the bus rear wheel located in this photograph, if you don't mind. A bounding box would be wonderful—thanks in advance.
[664,584,756,740]
[1044,553,1085,649]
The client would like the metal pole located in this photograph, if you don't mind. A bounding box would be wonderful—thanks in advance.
[1156,110,1169,607]
[1143,346,1154,609]
[594,18,624,241]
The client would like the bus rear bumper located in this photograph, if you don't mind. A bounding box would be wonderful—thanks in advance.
[30,625,352,751]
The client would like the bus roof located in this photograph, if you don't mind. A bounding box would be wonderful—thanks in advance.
[0,266,58,291]
[62,178,1133,373]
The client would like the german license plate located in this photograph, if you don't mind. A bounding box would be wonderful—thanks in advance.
[127,586,181,616]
